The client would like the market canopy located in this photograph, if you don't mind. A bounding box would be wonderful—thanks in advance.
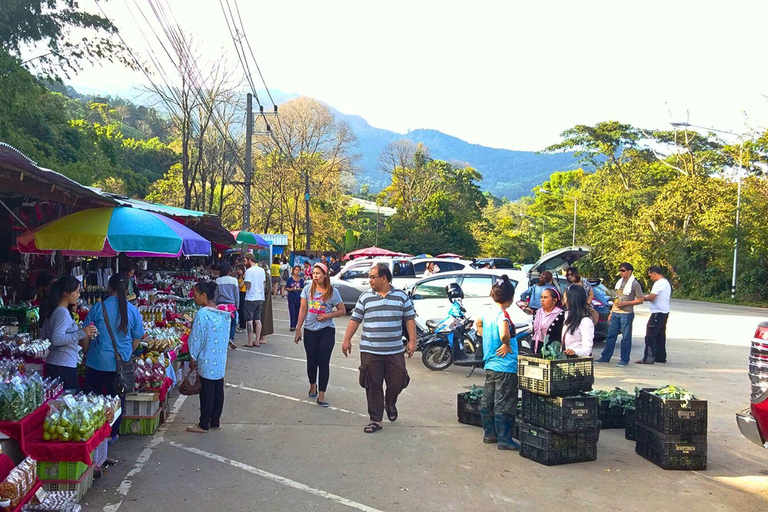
[19,207,211,257]
[436,253,463,258]
[342,246,412,261]
[230,230,270,248]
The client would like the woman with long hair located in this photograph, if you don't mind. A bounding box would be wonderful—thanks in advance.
[520,270,556,315]
[187,281,231,433]
[294,263,345,407]
[42,276,96,390]
[84,273,145,440]
[531,288,564,355]
[561,284,594,357]
[565,266,594,303]
[285,266,305,331]
[236,264,247,332]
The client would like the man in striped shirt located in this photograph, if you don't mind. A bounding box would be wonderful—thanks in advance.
[342,262,417,433]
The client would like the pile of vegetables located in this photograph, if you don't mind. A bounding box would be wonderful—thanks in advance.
[650,385,696,407]
[460,384,483,404]
[541,335,565,361]
[588,387,636,409]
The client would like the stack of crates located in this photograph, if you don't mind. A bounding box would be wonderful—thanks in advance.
[39,439,106,502]
[120,392,161,436]
[457,391,523,440]
[634,388,707,470]
[516,356,598,465]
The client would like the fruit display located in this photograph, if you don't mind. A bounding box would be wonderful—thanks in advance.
[43,394,118,443]
[0,374,45,421]
[135,356,168,388]
[0,334,50,359]
[142,327,182,352]
[0,457,37,509]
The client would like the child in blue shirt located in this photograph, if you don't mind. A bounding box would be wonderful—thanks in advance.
[475,275,520,450]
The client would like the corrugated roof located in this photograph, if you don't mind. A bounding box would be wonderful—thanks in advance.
[258,234,289,246]
[108,196,207,217]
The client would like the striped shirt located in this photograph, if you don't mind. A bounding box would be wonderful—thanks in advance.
[350,288,415,355]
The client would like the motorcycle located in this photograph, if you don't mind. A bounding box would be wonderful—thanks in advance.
[418,284,533,376]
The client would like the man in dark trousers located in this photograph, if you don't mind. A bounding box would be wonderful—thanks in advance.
[637,266,672,364]
[329,255,342,276]
[342,262,417,433]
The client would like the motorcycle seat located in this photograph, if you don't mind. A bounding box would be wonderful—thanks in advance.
[426,318,442,330]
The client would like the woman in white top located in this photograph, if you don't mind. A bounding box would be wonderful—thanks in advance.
[561,284,594,357]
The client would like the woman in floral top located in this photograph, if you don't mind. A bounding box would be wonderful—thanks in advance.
[187,281,232,433]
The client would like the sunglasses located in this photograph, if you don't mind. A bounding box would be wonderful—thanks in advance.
[619,269,629,272]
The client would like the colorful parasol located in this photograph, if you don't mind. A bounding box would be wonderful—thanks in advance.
[342,246,411,261]
[18,207,211,257]
[230,231,271,248]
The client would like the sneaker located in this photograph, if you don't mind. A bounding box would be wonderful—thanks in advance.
[616,361,629,367]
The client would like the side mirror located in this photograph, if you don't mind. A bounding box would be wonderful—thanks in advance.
[412,294,424,300]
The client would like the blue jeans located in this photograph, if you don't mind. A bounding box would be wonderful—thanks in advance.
[600,312,634,363]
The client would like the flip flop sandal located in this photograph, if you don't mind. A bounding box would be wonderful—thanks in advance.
[186,424,208,433]
[242,343,257,348]
[386,406,398,422]
[363,422,382,433]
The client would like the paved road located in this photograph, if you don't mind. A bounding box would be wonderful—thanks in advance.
[86,298,768,512]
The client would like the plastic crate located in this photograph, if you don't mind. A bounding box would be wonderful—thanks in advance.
[93,438,108,467]
[38,445,100,481]
[41,463,95,502]
[518,356,594,397]
[636,388,707,434]
[635,423,707,470]
[517,419,598,466]
[125,393,161,417]
[597,401,626,429]
[457,393,482,427]
[625,406,636,440]
[119,409,161,435]
[520,390,598,433]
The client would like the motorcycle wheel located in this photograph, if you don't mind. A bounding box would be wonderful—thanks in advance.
[422,344,453,371]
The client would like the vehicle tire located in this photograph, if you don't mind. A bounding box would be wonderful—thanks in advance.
[422,344,453,371]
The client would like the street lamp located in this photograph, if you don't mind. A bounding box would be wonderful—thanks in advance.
[538,188,577,245]
[670,122,745,300]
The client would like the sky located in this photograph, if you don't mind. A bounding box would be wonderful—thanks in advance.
[65,0,768,151]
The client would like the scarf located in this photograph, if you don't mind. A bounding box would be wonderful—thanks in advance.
[533,306,563,349]
[615,275,636,295]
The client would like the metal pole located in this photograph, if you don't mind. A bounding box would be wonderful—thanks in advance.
[572,198,577,245]
[732,152,743,299]
[305,171,311,254]
[541,233,544,257]
[243,93,253,231]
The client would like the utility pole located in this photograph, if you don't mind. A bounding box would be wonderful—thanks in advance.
[243,93,253,231]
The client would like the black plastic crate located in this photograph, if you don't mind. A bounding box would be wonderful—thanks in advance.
[457,393,482,427]
[597,401,626,429]
[517,419,598,466]
[625,406,636,441]
[635,423,707,470]
[518,356,594,397]
[636,388,707,434]
[520,390,598,433]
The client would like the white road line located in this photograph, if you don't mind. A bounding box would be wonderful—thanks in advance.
[237,347,359,372]
[103,394,188,512]
[225,382,367,417]
[169,441,383,512]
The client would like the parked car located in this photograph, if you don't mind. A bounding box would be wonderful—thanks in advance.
[586,279,615,341]
[736,321,768,448]
[472,258,517,269]
[411,257,473,277]
[331,258,418,310]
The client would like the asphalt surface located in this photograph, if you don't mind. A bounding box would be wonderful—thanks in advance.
[85,298,768,512]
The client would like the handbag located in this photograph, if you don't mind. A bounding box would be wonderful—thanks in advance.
[102,303,137,395]
[179,369,202,395]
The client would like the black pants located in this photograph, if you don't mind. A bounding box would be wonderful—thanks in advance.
[85,367,125,438]
[480,370,518,417]
[199,377,224,430]
[288,299,301,329]
[47,364,79,392]
[303,327,335,392]
[644,312,669,362]
[238,291,247,329]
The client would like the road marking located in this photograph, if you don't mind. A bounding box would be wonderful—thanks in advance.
[103,394,188,512]
[225,382,367,417]
[237,347,359,372]
[169,441,383,512]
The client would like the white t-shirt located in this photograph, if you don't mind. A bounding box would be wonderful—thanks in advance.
[649,278,671,314]
[244,265,266,301]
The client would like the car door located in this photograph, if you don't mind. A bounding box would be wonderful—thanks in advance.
[410,276,457,328]
[333,262,372,305]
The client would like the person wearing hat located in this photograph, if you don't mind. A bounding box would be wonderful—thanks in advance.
[242,253,266,347]
[294,262,345,407]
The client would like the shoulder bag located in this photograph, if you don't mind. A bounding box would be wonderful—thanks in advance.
[101,303,137,394]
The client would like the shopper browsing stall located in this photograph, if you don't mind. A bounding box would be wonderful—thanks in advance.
[286,266,305,331]
[242,253,266,347]
[561,285,594,357]
[187,281,231,433]
[214,262,239,349]
[83,273,145,440]
[41,276,97,390]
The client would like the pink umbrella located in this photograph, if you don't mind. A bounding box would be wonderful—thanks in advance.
[342,246,406,261]
[436,253,463,258]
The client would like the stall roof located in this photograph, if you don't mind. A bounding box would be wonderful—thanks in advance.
[259,234,289,246]
[106,195,207,218]
[0,143,116,207]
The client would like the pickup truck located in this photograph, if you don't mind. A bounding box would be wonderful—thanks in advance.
[737,320,768,448]
[331,258,419,310]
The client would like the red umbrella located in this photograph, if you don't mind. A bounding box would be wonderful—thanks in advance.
[342,246,406,261]
[436,253,463,258]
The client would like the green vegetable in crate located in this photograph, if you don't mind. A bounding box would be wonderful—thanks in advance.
[460,384,484,404]
[650,385,696,407]
[588,387,635,409]
[541,334,566,361]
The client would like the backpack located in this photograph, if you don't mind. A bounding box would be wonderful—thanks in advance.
[280,265,290,280]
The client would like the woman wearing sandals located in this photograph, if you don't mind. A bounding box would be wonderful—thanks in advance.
[186,281,232,433]
[294,263,345,407]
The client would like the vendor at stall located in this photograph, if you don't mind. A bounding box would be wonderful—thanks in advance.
[41,276,96,391]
